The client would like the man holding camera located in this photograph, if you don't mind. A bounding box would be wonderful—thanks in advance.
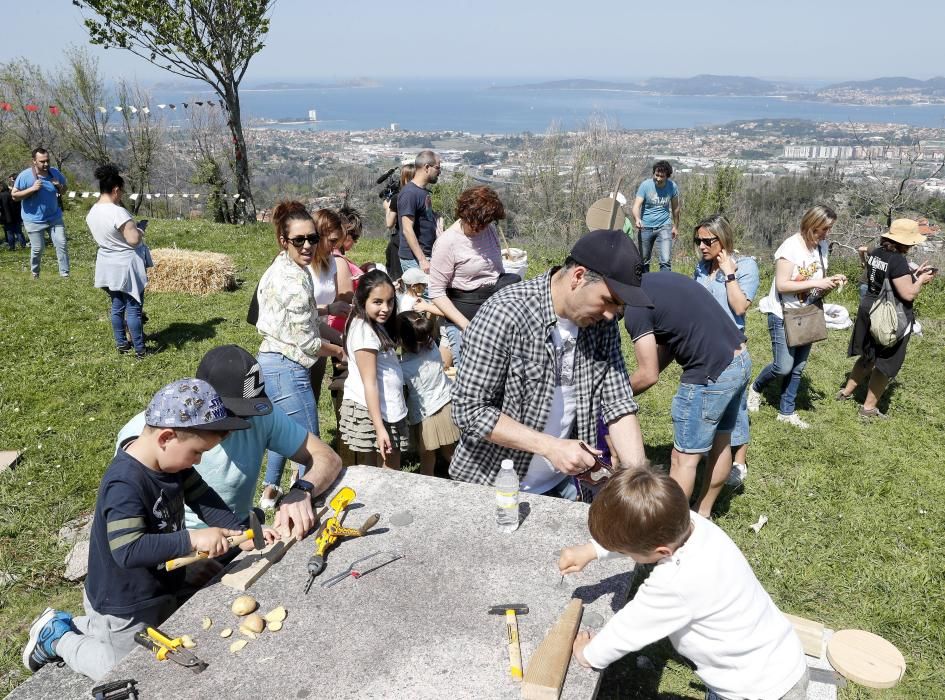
[398,150,441,274]
[12,148,71,279]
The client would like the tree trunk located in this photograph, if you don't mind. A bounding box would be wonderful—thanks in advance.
[223,80,255,223]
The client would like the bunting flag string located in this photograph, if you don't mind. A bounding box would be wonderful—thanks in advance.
[0,100,224,115]
[66,191,247,202]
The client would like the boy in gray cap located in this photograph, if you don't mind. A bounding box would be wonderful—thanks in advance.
[22,379,273,681]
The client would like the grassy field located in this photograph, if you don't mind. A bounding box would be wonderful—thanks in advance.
[0,211,943,698]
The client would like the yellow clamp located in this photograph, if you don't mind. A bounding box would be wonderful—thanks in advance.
[146,627,182,661]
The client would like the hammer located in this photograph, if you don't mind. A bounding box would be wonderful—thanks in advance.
[163,511,265,571]
[488,603,529,680]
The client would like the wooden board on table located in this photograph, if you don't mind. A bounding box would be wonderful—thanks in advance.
[826,628,905,689]
[0,451,21,474]
[521,598,583,700]
[784,612,825,658]
[220,537,296,591]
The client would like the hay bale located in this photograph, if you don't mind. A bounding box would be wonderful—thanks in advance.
[148,248,237,295]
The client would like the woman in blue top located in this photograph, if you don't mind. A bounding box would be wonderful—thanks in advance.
[692,214,759,488]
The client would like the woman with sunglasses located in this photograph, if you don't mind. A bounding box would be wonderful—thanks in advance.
[692,214,760,488]
[256,201,344,509]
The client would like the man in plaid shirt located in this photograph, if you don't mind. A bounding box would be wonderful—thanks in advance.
[450,229,652,494]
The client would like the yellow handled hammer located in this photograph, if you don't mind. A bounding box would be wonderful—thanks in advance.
[488,603,529,680]
[163,511,265,571]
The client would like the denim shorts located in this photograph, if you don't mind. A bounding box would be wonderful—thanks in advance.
[671,351,752,454]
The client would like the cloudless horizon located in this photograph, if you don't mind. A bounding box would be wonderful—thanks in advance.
[2,1,944,86]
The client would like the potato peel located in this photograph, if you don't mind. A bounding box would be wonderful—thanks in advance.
[201,617,212,630]
[264,606,287,623]
[229,639,248,653]
[180,634,196,649]
[268,621,283,632]
[220,628,233,638]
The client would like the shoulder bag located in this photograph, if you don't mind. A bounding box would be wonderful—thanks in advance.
[780,246,828,347]
[868,275,909,347]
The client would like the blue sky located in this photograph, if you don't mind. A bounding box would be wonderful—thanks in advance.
[3,0,943,84]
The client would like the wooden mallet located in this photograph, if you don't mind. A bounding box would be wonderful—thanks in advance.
[488,603,529,680]
[164,511,265,571]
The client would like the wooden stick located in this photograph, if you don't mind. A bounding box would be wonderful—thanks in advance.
[221,537,296,591]
[521,598,583,700]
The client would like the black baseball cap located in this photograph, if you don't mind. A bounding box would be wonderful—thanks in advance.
[196,345,273,418]
[569,229,653,308]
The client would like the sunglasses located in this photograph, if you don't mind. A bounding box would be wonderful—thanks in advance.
[286,234,320,248]
[693,236,719,246]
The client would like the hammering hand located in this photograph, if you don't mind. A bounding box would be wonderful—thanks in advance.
[164,512,267,571]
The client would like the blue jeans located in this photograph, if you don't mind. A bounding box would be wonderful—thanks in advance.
[730,387,750,448]
[671,351,752,454]
[638,223,673,271]
[540,475,579,501]
[25,219,69,276]
[4,222,26,250]
[442,321,463,369]
[752,314,813,416]
[258,352,319,487]
[107,290,145,354]
[399,257,420,274]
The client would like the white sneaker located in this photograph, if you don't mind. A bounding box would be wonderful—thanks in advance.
[746,386,762,413]
[726,462,747,489]
[776,412,809,430]
[259,485,284,510]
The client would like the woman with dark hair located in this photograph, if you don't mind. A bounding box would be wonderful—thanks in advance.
[86,164,148,357]
[748,205,847,429]
[429,185,515,367]
[383,164,414,280]
[256,201,344,508]
[837,219,936,417]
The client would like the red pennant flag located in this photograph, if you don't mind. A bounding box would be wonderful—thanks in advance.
[25,104,39,112]
[0,102,11,112]
[49,105,60,116]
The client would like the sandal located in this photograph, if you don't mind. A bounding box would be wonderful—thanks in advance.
[858,407,888,419]
[835,391,853,401]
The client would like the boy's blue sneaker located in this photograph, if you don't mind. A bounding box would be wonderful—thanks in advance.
[22,608,73,672]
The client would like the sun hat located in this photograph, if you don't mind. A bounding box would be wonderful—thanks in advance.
[196,345,272,418]
[402,267,430,286]
[883,219,925,246]
[568,229,653,308]
[145,378,250,431]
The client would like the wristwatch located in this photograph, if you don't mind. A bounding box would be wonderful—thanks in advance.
[289,479,315,496]
[725,273,737,284]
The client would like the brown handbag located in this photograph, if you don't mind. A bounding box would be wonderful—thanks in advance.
[782,301,827,347]
[780,246,828,347]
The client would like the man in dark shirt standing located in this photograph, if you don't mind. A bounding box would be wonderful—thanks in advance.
[1,174,27,250]
[397,150,440,274]
[624,272,751,517]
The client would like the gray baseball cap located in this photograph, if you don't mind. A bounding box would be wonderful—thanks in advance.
[145,378,251,431]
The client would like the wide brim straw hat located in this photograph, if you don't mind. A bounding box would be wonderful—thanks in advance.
[884,218,925,246]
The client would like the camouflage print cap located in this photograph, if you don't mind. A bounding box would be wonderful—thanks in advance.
[145,378,251,431]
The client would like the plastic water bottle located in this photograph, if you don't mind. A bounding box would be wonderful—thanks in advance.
[495,459,520,533]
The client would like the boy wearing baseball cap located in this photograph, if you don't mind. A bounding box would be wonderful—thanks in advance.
[23,379,271,681]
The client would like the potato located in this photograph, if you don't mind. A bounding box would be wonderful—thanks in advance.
[229,639,248,653]
[243,613,265,634]
[220,628,233,638]
[238,626,258,639]
[231,595,258,616]
[264,606,287,624]
[180,635,196,649]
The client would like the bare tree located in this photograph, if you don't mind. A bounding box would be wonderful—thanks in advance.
[115,81,164,214]
[0,59,69,166]
[187,102,234,222]
[49,47,111,167]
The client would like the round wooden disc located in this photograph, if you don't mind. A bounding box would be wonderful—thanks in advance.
[585,197,626,232]
[826,629,905,688]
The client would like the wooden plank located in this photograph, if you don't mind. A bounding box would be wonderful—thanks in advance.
[220,537,296,592]
[784,612,825,658]
[521,598,583,700]
[0,450,22,475]
[827,628,905,688]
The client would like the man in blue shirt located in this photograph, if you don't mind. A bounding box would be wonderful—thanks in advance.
[12,148,71,278]
[397,150,441,274]
[631,160,680,272]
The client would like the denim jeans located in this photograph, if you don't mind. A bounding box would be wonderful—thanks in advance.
[730,387,750,448]
[258,352,319,487]
[4,222,27,250]
[638,223,673,271]
[107,290,145,354]
[671,351,752,454]
[442,321,464,369]
[25,219,70,276]
[540,475,579,501]
[399,257,420,274]
[751,314,813,416]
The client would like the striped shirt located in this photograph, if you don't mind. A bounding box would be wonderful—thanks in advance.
[86,449,243,616]
[450,270,638,485]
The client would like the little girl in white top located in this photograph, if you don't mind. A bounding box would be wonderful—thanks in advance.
[398,311,460,476]
[339,270,410,468]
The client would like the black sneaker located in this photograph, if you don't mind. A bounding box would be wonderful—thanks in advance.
[118,344,133,354]
[22,608,74,672]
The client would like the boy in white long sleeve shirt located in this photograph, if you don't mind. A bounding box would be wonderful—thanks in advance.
[559,468,808,700]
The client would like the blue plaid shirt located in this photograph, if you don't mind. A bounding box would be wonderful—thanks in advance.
[450,270,638,485]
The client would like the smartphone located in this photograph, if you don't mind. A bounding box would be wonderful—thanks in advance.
[138,220,149,231]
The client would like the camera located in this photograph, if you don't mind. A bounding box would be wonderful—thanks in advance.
[376,167,400,202]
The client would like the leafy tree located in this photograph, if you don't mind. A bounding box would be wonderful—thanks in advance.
[73,0,275,222]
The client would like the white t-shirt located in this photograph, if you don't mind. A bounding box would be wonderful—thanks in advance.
[307,257,337,306]
[585,513,806,700]
[758,233,828,318]
[400,343,452,424]
[398,292,419,312]
[86,202,133,251]
[343,318,408,423]
[521,316,578,494]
